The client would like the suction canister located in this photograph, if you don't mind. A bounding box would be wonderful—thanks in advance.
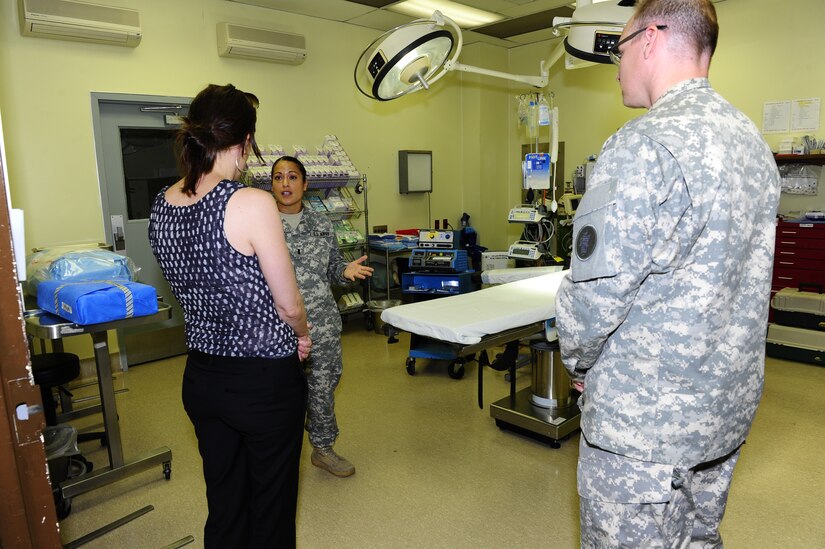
[530,339,573,409]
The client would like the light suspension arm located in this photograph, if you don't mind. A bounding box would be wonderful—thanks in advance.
[436,12,548,89]
[448,61,548,88]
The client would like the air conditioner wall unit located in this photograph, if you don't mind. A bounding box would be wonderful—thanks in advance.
[18,0,141,47]
[217,22,306,65]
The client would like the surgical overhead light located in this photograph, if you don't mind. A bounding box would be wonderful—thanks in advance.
[551,0,635,68]
[354,11,549,102]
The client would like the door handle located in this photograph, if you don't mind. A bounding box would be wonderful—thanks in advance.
[16,403,43,421]
[111,214,126,252]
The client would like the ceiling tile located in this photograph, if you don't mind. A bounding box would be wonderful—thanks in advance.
[505,28,565,45]
[225,0,628,46]
[227,0,375,21]
[497,0,577,17]
[347,0,396,6]
[472,7,573,38]
[347,10,417,30]
[461,29,519,49]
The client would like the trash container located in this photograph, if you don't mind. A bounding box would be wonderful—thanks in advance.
[530,340,573,409]
[367,299,401,334]
[43,425,80,486]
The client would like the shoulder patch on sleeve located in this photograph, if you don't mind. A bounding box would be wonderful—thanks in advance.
[575,225,598,261]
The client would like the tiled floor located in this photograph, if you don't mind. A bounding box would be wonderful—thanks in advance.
[58,322,825,548]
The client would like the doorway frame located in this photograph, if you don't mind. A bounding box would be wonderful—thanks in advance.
[90,93,191,370]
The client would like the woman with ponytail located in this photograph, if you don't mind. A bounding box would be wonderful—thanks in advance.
[148,83,310,548]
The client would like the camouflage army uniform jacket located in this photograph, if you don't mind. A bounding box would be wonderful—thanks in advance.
[282,208,350,335]
[556,78,781,468]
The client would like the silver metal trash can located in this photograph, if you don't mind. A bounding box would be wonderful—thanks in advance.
[530,340,572,408]
[367,299,401,334]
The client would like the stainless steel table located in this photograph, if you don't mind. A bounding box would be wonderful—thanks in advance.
[25,303,173,499]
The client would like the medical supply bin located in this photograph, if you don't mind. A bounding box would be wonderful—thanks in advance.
[766,323,825,366]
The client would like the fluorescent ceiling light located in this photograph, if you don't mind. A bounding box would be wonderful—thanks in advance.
[390,0,504,28]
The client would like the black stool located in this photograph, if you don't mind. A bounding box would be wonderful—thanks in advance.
[32,353,106,446]
[32,352,80,426]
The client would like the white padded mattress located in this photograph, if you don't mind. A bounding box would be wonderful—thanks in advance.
[380,270,569,345]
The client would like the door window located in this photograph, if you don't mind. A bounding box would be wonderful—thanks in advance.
[120,128,179,220]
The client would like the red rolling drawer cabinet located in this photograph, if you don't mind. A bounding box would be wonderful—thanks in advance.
[767,219,825,365]
[772,220,825,292]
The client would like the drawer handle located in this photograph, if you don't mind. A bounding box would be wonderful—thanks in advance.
[779,251,797,256]
[779,262,795,265]
[780,231,798,235]
[819,322,825,329]
[777,276,793,280]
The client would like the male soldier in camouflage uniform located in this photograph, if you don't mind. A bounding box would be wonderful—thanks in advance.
[555,0,780,546]
[271,156,373,477]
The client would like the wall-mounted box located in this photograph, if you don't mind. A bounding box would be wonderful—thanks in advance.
[399,150,432,194]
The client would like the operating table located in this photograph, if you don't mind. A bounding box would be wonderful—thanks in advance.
[381,269,568,402]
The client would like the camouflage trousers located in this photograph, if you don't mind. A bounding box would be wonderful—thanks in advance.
[304,330,343,449]
[579,437,741,549]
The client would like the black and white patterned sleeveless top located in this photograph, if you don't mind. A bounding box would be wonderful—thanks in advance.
[148,179,296,358]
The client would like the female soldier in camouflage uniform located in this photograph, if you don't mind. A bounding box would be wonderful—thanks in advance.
[271,156,373,477]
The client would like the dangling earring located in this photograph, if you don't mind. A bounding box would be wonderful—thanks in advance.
[235,157,251,185]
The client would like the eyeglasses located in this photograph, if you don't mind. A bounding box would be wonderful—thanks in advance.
[609,25,668,66]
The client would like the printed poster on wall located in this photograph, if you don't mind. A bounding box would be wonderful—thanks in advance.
[762,101,790,133]
[791,98,820,132]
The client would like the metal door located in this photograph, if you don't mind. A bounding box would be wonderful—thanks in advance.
[92,93,191,367]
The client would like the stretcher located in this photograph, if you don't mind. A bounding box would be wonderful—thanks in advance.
[381,269,569,406]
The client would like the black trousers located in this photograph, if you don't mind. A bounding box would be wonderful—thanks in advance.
[183,350,306,549]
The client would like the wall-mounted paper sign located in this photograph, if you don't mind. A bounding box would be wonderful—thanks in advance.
[791,98,820,132]
[763,101,790,134]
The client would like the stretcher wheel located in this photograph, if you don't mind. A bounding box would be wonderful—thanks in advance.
[406,357,416,375]
[163,461,172,480]
[447,361,465,380]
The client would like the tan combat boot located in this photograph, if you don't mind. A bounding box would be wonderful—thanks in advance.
[311,447,355,477]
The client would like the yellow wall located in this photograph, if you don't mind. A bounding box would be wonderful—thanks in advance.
[459,42,510,248]
[0,0,471,246]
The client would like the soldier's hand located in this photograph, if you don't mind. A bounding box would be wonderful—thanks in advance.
[344,255,374,281]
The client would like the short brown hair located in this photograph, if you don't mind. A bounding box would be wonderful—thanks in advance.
[176,84,264,196]
[632,0,718,58]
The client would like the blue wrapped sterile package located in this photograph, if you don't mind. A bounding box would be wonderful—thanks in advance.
[37,280,158,325]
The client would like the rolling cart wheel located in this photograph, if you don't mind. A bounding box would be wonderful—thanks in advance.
[163,461,172,480]
[365,311,374,332]
[447,361,465,380]
[406,357,416,376]
[54,491,72,520]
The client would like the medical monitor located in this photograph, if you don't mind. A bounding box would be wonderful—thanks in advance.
[562,194,582,216]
